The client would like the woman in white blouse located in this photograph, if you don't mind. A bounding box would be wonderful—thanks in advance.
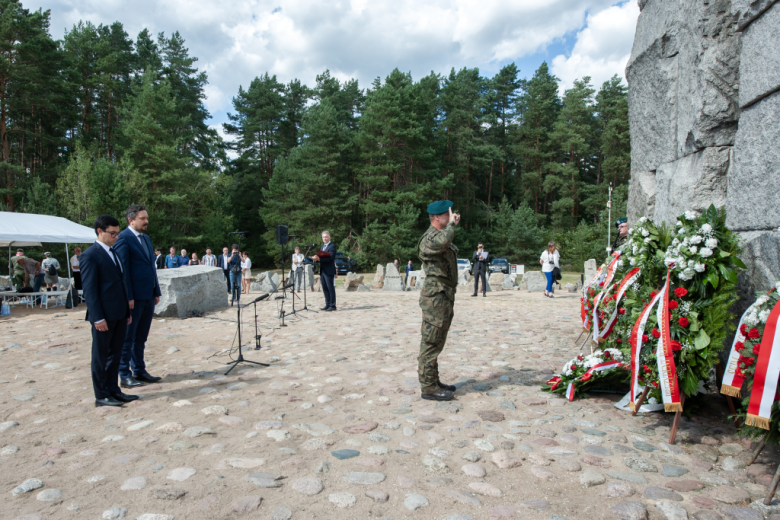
[539,241,560,298]
[241,252,252,294]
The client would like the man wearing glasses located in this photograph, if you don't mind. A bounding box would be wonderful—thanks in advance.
[612,218,629,252]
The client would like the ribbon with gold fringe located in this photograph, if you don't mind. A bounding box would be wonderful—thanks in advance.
[628,293,662,412]
[591,253,623,341]
[720,304,754,398]
[656,270,682,413]
[582,265,605,330]
[745,299,780,430]
[598,268,642,341]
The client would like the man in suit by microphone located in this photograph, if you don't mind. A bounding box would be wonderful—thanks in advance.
[80,214,136,407]
[114,205,163,389]
[310,231,337,311]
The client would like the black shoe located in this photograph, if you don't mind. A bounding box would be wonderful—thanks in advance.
[483,294,486,297]
[110,392,139,403]
[121,377,144,388]
[328,306,337,311]
[321,306,330,311]
[134,372,161,383]
[471,293,477,297]
[438,381,457,392]
[95,397,124,407]
[421,388,454,401]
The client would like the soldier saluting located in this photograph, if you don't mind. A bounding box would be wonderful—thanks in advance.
[417,200,460,401]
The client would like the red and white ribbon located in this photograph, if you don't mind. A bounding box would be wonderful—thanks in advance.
[629,291,664,412]
[565,360,626,401]
[598,268,641,340]
[745,299,780,430]
[582,265,605,330]
[656,270,682,412]
[721,305,754,398]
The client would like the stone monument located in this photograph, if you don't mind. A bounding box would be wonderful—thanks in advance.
[251,272,280,293]
[626,0,780,299]
[155,266,227,318]
[343,273,364,291]
[523,271,546,293]
[584,259,597,282]
[371,264,385,290]
[381,263,405,291]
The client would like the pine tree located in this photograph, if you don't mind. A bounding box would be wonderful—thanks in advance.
[486,64,520,204]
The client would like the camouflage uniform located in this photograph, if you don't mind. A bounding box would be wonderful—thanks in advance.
[417,222,458,394]
[612,233,628,253]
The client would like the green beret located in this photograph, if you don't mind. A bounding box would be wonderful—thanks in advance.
[615,218,627,227]
[427,200,453,215]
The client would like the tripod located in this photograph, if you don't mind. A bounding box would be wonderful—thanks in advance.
[300,244,318,313]
[224,294,270,375]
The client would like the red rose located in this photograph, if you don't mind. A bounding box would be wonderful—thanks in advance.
[749,328,761,340]
[642,334,649,343]
[742,356,755,366]
[571,364,577,370]
[651,381,659,388]
[669,300,679,310]
[671,341,682,351]
[650,291,657,300]
[753,344,761,356]
[643,365,651,373]
[617,338,623,344]
[652,328,661,339]
[604,351,611,358]
[674,287,688,298]
[740,324,748,336]
[735,341,745,352]
[618,308,626,315]
[678,317,690,327]
[577,355,583,361]
[599,282,604,287]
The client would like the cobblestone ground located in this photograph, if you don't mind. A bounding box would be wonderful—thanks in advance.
[1,289,777,520]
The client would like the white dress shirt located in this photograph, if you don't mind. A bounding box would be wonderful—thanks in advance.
[292,253,304,270]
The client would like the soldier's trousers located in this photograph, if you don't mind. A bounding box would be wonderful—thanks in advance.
[418,292,454,394]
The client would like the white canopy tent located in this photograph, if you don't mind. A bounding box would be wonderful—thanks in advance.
[0,212,96,288]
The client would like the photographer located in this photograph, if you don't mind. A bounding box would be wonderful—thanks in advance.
[471,242,488,297]
[228,244,242,302]
[540,241,560,298]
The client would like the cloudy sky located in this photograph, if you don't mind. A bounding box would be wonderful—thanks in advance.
[39,0,639,129]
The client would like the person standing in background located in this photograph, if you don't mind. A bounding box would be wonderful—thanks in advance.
[217,247,231,293]
[42,252,60,291]
[114,204,162,389]
[540,241,560,298]
[71,247,82,290]
[165,247,179,269]
[471,242,488,297]
[241,251,252,294]
[190,252,200,265]
[228,244,242,303]
[154,247,164,269]
[310,231,337,311]
[79,214,135,407]
[12,249,26,290]
[202,248,217,267]
[405,260,413,284]
[291,247,304,293]
[179,249,190,266]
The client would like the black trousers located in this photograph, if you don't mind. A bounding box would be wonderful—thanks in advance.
[473,270,487,295]
[73,271,82,291]
[91,318,128,399]
[223,269,230,293]
[321,273,336,308]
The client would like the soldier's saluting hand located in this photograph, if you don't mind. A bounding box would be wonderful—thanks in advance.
[417,201,460,401]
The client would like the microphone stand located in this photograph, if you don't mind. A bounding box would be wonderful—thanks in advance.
[302,244,318,313]
[224,294,270,375]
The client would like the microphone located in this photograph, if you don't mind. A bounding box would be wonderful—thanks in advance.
[229,231,250,235]
[302,244,318,248]
[242,293,270,306]
[281,280,295,290]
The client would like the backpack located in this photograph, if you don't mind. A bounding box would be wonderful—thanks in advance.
[47,263,56,276]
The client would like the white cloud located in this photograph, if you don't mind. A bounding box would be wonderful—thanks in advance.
[40,0,636,121]
[551,0,639,92]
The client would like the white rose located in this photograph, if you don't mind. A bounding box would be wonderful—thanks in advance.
[639,217,647,223]
[672,238,680,246]
[757,295,769,306]
[705,238,718,248]
[760,310,771,323]
[701,223,713,234]
[641,229,649,237]
[689,245,698,254]
[664,257,676,267]
[676,220,683,226]
[644,237,651,244]
[685,210,698,220]
[630,258,637,266]
[678,259,687,269]
[678,228,687,234]
[694,263,706,273]
[699,247,713,258]
[689,235,703,245]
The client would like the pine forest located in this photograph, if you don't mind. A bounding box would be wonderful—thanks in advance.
[0,1,631,271]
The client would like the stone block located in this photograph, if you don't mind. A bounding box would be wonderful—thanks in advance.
[371,264,385,289]
[731,0,780,30]
[584,259,597,282]
[503,273,518,290]
[302,265,315,288]
[343,273,364,292]
[357,284,370,292]
[726,90,780,231]
[457,269,471,287]
[627,0,740,172]
[488,272,505,291]
[652,146,730,225]
[627,170,656,223]
[382,263,405,291]
[739,1,780,107]
[524,271,546,293]
[737,230,780,293]
[253,272,280,293]
[155,266,227,318]
[407,270,425,291]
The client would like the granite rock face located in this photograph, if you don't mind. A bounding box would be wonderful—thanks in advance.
[627,170,656,222]
[738,1,780,107]
[252,272,280,294]
[584,259,598,283]
[524,271,546,293]
[371,264,385,290]
[155,266,227,318]
[653,146,730,225]
[343,273,364,292]
[382,263,406,291]
[488,273,505,291]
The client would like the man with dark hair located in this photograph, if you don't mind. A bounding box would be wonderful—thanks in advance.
[202,248,217,267]
[114,204,162,388]
[417,201,460,401]
[80,214,135,407]
[217,246,231,293]
[228,243,242,302]
[154,247,164,269]
[471,242,488,297]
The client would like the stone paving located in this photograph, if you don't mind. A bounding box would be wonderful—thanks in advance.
[1,289,779,519]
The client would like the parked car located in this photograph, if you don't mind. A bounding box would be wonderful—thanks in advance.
[335,252,358,273]
[457,258,472,272]
[489,258,510,274]
[335,259,351,275]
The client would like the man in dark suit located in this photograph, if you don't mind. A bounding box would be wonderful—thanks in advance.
[113,205,162,389]
[310,230,337,311]
[80,214,136,407]
[154,247,165,269]
[216,246,231,293]
[471,242,488,297]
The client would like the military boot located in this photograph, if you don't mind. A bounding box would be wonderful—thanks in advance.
[421,388,454,401]
[437,381,457,392]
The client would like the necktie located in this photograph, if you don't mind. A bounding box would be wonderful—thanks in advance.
[109,247,122,273]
